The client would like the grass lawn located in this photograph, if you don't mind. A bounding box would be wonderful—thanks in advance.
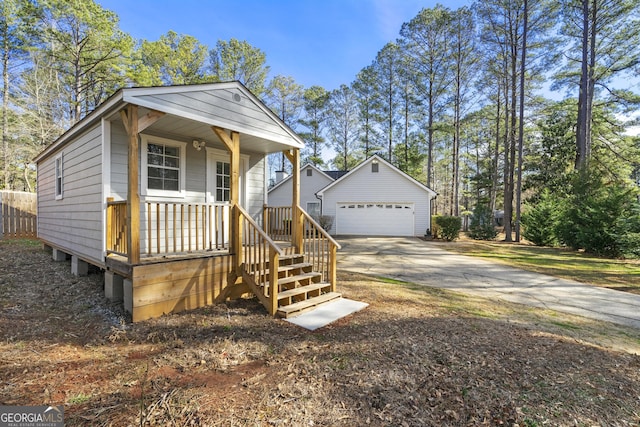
[439,237,640,294]
[2,239,640,425]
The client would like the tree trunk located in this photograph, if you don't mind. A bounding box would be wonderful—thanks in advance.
[404,86,409,168]
[365,112,370,158]
[426,84,434,189]
[491,87,500,213]
[504,12,519,243]
[575,0,591,169]
[505,60,518,242]
[515,0,528,242]
[452,46,462,217]
[2,26,9,190]
[343,123,348,171]
[503,69,512,242]
[388,80,393,162]
[73,48,82,123]
[586,0,596,163]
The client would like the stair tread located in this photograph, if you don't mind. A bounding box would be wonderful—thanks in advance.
[279,262,312,271]
[278,282,331,299]
[249,262,312,276]
[277,292,342,315]
[278,272,321,286]
[256,271,322,289]
[279,253,305,261]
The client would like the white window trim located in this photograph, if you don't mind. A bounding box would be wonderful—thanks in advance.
[205,147,249,205]
[55,153,63,200]
[306,201,320,216]
[141,134,187,198]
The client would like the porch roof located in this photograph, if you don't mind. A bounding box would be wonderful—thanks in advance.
[35,81,304,163]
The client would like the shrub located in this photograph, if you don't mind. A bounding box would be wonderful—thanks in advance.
[612,195,640,258]
[431,215,442,239]
[468,204,497,240]
[318,215,334,232]
[435,215,462,242]
[521,189,561,246]
[556,169,640,258]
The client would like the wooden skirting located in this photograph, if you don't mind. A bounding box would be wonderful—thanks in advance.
[129,254,234,322]
[105,249,230,278]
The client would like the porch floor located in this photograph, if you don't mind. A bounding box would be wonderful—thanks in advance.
[105,242,296,278]
[106,248,230,278]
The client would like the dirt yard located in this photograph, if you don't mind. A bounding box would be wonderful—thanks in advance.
[1,239,640,426]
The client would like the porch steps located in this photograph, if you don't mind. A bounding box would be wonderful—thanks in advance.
[251,262,312,278]
[246,253,341,319]
[278,281,330,304]
[277,291,342,318]
[274,272,321,289]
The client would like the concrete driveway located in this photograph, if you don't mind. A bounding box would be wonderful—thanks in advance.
[337,236,640,329]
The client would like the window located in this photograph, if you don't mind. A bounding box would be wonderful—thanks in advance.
[306,168,313,177]
[372,161,379,173]
[205,148,249,205]
[216,161,230,202]
[141,135,186,197]
[306,201,320,218]
[55,154,63,199]
[147,143,179,191]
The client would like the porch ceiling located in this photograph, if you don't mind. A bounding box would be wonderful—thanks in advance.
[106,107,295,154]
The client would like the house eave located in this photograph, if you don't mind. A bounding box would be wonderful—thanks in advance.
[123,82,305,149]
[122,92,302,149]
[268,163,334,194]
[316,155,437,198]
[34,82,305,164]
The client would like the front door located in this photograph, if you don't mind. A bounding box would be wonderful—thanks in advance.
[206,149,246,247]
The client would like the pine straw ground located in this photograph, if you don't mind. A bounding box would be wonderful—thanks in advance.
[1,239,640,426]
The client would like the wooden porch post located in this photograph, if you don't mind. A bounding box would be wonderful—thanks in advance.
[121,105,140,265]
[329,244,337,292]
[213,127,242,273]
[284,148,302,252]
[120,106,165,265]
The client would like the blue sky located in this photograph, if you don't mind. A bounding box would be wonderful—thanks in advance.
[97,0,470,91]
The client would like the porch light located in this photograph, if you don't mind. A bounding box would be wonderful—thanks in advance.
[192,140,206,151]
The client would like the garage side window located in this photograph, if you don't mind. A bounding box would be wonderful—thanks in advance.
[306,201,320,218]
[55,154,63,200]
[141,135,186,197]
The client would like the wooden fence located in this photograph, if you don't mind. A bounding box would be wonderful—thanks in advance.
[0,191,37,239]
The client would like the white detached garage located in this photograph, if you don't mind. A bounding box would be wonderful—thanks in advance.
[317,155,437,237]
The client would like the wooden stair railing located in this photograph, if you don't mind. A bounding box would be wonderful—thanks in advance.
[263,205,292,242]
[263,205,340,291]
[297,206,342,293]
[242,205,341,318]
[237,204,284,315]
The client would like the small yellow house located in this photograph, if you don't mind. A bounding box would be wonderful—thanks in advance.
[34,82,340,322]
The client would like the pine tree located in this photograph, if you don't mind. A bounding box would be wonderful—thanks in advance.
[298,85,329,166]
[209,38,270,97]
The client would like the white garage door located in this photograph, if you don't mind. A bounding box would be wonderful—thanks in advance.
[335,203,414,236]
